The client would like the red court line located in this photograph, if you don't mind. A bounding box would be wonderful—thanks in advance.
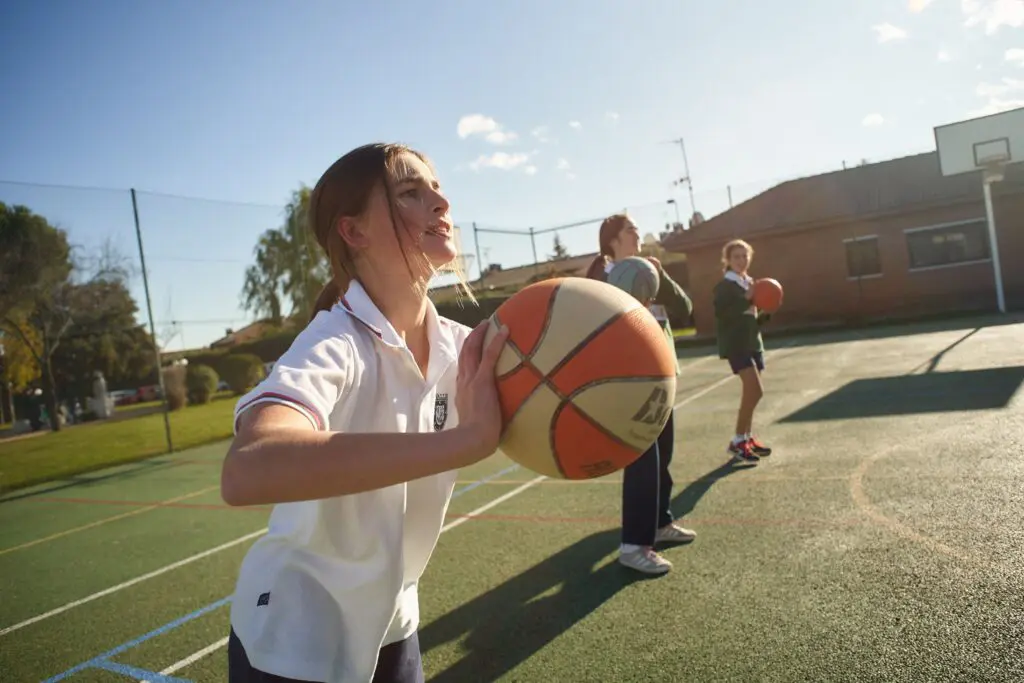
[20,494,860,529]
[444,512,862,529]
[29,495,270,513]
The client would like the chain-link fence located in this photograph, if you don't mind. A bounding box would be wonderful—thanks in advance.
[1,170,797,445]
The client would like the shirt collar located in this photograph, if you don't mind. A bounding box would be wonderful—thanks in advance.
[338,280,458,381]
[724,270,753,289]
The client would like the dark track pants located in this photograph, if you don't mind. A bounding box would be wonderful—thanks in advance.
[621,412,675,547]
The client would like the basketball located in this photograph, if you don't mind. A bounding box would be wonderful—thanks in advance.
[752,278,784,313]
[482,277,678,480]
[606,256,660,303]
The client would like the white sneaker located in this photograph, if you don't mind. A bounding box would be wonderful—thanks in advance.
[619,547,672,574]
[656,523,697,544]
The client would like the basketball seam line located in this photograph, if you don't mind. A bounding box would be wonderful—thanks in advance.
[549,394,640,476]
[539,304,638,382]
[507,281,562,368]
[538,363,650,475]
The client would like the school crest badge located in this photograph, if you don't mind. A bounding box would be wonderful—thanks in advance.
[434,393,449,431]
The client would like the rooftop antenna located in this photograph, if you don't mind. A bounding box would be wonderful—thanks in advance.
[663,137,697,218]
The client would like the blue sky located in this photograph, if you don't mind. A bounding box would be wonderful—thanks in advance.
[2,0,1022,350]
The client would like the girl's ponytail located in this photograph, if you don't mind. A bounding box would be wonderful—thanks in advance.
[585,254,609,281]
[310,279,342,322]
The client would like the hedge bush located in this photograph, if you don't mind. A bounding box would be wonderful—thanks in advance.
[186,364,219,405]
[162,364,188,411]
[220,353,265,395]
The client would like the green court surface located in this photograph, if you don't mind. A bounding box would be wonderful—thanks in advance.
[2,315,1023,682]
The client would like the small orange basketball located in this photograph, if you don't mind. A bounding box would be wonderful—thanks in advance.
[482,277,678,480]
[752,278,784,313]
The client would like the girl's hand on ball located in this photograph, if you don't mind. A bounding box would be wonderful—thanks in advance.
[455,321,510,462]
[647,256,661,268]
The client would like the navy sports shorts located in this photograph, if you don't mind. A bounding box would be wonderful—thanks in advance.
[727,351,765,375]
[228,628,424,683]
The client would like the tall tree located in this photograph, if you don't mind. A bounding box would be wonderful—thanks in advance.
[241,187,330,324]
[550,234,570,260]
[1,204,136,431]
[50,279,155,400]
[0,203,73,430]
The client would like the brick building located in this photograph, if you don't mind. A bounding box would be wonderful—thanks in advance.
[662,152,1024,337]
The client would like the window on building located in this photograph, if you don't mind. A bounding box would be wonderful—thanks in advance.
[844,236,882,278]
[905,219,990,270]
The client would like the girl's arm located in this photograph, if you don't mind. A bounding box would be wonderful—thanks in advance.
[650,259,694,322]
[713,280,753,317]
[222,405,490,505]
[221,321,509,506]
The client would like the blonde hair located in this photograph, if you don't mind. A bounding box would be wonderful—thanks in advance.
[721,239,753,272]
[307,143,475,320]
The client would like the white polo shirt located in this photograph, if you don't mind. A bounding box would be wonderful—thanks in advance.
[228,279,470,683]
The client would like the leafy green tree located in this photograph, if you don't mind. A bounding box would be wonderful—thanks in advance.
[0,203,74,430]
[241,187,330,324]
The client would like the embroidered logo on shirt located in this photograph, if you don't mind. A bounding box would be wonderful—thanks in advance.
[257,592,270,607]
[434,393,449,431]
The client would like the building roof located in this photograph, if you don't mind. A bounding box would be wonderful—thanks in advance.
[663,151,1024,251]
[209,320,279,349]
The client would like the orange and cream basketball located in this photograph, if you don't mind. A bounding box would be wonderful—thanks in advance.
[482,277,677,480]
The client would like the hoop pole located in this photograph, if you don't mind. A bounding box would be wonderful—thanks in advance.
[981,175,1006,313]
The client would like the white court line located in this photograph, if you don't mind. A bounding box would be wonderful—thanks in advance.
[149,636,229,679]
[0,529,268,637]
[144,476,548,680]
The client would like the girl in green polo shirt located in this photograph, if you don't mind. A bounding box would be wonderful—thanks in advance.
[586,213,696,575]
[713,239,772,464]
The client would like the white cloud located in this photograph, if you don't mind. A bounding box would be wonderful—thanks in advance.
[469,151,531,172]
[967,96,1024,117]
[873,22,908,42]
[938,49,952,62]
[556,158,571,170]
[568,120,582,130]
[1006,48,1024,66]
[605,111,620,123]
[976,77,1024,97]
[524,165,538,175]
[531,126,551,143]
[909,0,935,11]
[969,77,1024,116]
[862,113,885,126]
[456,114,517,144]
[963,0,1024,34]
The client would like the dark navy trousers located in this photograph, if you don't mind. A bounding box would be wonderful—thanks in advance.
[228,628,424,683]
[621,413,675,547]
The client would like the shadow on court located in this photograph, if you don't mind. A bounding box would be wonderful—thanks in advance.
[778,366,1024,423]
[420,461,750,682]
[0,457,187,504]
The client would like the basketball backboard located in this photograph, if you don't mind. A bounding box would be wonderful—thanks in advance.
[934,106,1024,178]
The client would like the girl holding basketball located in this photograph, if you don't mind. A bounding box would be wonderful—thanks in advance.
[713,239,772,464]
[586,214,695,575]
[220,143,509,683]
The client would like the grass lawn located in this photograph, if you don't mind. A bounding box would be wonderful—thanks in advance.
[0,397,237,492]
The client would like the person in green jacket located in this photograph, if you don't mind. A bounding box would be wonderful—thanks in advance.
[585,213,695,575]
[713,239,773,464]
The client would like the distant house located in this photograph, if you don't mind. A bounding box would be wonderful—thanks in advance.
[431,250,689,302]
[209,320,279,349]
[662,151,1024,337]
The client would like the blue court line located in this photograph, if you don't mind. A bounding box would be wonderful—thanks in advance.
[40,464,520,682]
[41,597,230,683]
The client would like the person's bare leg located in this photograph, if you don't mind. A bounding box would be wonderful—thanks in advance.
[734,366,763,436]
